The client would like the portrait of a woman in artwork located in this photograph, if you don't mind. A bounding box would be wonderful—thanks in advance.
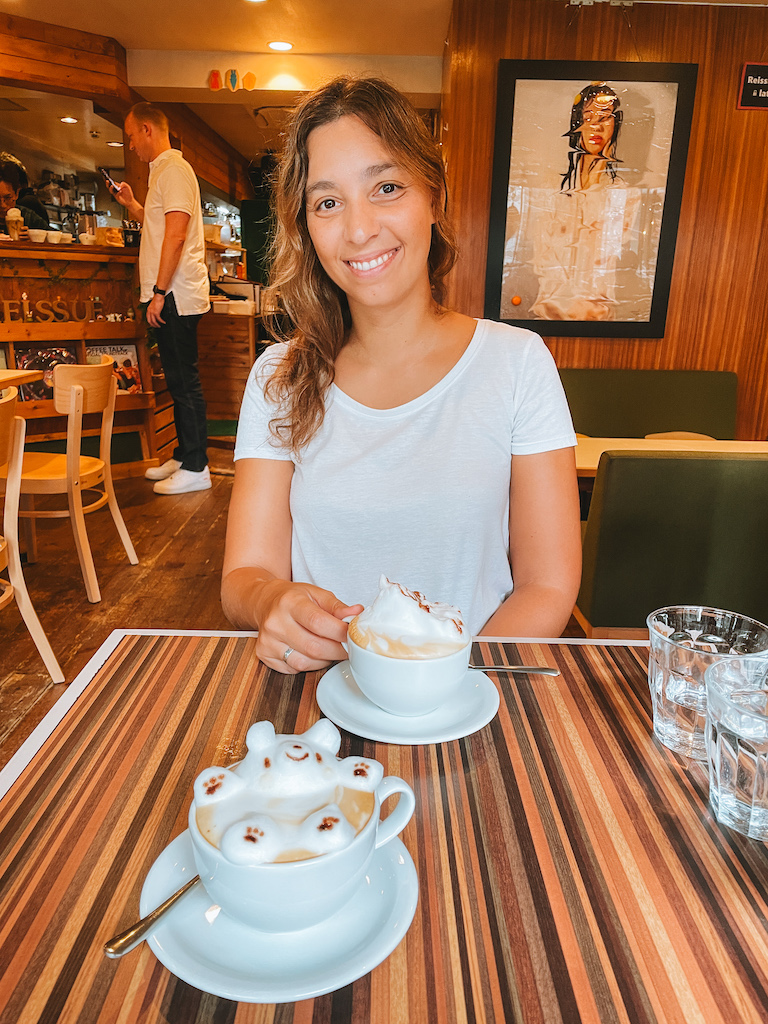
[499,77,674,325]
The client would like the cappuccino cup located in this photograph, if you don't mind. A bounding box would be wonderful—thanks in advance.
[188,774,414,931]
[347,634,471,717]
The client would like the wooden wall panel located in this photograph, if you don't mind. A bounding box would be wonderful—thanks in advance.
[442,0,768,439]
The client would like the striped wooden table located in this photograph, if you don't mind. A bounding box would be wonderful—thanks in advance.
[2,631,768,1023]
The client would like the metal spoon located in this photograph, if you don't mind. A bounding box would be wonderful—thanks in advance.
[104,875,202,958]
[469,662,559,676]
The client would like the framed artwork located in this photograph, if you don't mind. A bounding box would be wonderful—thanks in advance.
[485,60,698,338]
[87,344,143,393]
[14,346,78,401]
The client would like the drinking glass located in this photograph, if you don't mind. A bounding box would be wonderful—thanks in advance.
[646,606,768,759]
[705,656,768,840]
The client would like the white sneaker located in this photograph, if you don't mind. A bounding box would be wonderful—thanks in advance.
[145,458,182,481]
[153,466,212,495]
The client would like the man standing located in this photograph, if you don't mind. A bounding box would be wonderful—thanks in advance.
[114,102,211,494]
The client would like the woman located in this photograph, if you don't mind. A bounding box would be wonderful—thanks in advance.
[222,77,581,675]
[0,159,48,237]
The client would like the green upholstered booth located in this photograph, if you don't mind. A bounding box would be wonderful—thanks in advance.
[559,369,738,439]
[576,450,768,636]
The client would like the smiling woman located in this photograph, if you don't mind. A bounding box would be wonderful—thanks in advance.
[221,76,582,675]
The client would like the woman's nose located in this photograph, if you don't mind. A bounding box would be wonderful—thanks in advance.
[344,198,380,244]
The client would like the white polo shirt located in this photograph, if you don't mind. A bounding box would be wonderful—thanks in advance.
[139,149,210,316]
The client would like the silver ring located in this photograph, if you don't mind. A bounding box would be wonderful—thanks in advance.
[282,646,295,664]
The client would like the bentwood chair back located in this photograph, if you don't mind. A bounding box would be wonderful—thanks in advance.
[0,387,64,682]
[575,450,768,639]
[8,357,138,604]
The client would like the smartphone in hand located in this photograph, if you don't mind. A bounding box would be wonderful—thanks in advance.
[100,167,119,192]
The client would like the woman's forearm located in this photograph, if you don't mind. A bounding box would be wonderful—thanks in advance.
[221,566,282,630]
[479,582,577,639]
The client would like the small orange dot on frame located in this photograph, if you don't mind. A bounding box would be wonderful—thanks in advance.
[511,295,522,306]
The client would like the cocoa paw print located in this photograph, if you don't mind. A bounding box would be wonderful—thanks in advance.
[204,773,226,795]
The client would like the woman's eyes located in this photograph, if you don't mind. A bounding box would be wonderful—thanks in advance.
[312,183,402,213]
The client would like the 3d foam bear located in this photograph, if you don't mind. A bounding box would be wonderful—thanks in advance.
[193,719,384,865]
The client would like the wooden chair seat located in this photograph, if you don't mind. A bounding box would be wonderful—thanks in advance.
[0,386,63,682]
[18,452,105,491]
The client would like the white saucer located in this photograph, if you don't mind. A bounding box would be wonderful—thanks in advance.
[139,830,418,1003]
[316,662,500,744]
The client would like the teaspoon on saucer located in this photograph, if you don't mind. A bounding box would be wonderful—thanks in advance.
[104,875,202,958]
[469,662,560,676]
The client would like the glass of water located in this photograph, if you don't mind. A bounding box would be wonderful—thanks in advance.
[646,606,768,759]
[705,656,768,840]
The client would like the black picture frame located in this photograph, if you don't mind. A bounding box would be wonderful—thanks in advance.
[485,60,698,338]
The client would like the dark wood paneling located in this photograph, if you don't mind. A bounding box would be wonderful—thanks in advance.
[442,0,768,439]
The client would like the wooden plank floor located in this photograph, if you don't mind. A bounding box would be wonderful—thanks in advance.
[0,449,234,770]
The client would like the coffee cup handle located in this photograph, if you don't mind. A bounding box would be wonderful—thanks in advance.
[375,776,415,849]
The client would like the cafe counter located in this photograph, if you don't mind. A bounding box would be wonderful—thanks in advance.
[0,241,173,475]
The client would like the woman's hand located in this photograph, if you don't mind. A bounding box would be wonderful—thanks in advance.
[251,577,363,674]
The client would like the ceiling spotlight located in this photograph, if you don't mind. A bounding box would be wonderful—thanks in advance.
[244,0,267,3]
[107,141,124,147]
[60,116,78,124]
[268,40,293,51]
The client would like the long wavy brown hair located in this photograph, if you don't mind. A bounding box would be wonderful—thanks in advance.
[264,76,458,453]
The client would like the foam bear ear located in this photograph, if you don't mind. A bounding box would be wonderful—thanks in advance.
[300,803,356,855]
[245,721,277,755]
[220,814,285,865]
[301,719,341,755]
[337,756,384,791]
[193,766,246,805]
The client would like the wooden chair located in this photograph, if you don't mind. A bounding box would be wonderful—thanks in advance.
[10,358,138,604]
[575,450,768,639]
[0,387,64,682]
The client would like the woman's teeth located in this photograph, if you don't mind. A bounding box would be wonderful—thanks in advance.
[348,250,395,272]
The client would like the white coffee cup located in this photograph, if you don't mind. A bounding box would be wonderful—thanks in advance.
[347,635,471,717]
[188,774,415,931]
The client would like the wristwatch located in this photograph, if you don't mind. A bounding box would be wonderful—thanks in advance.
[152,285,166,296]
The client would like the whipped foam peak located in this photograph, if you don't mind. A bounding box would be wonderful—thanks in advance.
[193,719,382,864]
[4,208,21,219]
[350,576,467,659]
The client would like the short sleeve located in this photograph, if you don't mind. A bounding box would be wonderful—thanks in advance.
[234,345,294,462]
[158,163,197,217]
[508,332,577,455]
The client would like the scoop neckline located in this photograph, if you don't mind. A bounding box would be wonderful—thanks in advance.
[330,319,484,416]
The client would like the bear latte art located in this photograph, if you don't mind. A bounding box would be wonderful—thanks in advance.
[193,719,381,865]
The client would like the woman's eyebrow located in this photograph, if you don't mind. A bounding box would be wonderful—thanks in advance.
[305,162,399,200]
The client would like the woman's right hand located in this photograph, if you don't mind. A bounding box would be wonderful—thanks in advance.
[251,578,363,675]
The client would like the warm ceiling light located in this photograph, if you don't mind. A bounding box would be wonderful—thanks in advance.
[244,0,266,3]
[107,141,124,147]
[60,116,78,124]
[268,40,293,51]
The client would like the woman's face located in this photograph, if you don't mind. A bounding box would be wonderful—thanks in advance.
[578,96,616,156]
[304,114,435,315]
[0,180,19,216]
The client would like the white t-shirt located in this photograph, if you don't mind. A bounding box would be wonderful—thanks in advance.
[234,319,576,633]
[139,149,210,316]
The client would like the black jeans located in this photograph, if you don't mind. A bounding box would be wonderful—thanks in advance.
[153,293,208,472]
